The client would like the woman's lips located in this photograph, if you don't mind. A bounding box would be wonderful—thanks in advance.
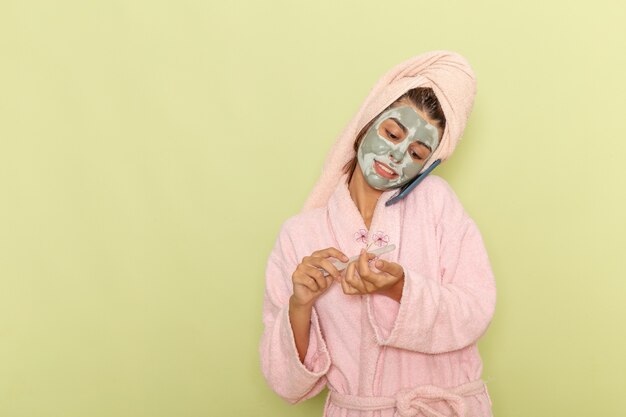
[373,160,398,179]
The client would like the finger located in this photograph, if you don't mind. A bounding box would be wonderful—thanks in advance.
[299,265,323,291]
[311,271,329,291]
[370,256,382,273]
[308,257,342,280]
[340,275,358,295]
[360,266,397,292]
[345,261,366,293]
[296,274,319,292]
[312,247,349,263]
[357,250,377,272]
[295,264,314,284]
[358,249,374,275]
[321,271,336,291]
[341,264,360,295]
[316,266,337,291]
[357,250,382,285]
[373,259,404,279]
[302,264,328,291]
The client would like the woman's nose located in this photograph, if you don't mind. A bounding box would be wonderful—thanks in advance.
[390,148,404,163]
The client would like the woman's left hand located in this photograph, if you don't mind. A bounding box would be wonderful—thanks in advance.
[341,248,405,301]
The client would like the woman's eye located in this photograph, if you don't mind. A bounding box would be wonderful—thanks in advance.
[385,130,398,140]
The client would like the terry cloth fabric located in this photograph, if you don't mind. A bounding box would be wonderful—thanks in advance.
[329,378,487,417]
[301,50,477,213]
[260,173,496,416]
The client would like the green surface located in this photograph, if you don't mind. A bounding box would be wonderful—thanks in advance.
[1,0,625,416]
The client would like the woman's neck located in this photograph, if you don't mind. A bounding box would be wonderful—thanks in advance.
[348,168,384,230]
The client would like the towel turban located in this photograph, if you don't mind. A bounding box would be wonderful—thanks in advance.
[301,50,477,213]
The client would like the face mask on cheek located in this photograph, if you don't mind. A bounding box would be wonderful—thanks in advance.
[357,105,440,191]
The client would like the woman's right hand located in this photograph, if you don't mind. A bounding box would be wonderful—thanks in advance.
[290,247,349,308]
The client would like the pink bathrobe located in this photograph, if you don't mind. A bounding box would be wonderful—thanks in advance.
[260,51,496,417]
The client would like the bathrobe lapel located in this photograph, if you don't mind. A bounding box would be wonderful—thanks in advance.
[326,173,402,259]
[326,173,404,398]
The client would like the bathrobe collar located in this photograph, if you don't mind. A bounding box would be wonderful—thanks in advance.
[327,172,401,256]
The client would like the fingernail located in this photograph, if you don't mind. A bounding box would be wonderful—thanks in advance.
[343,255,349,261]
[376,260,383,268]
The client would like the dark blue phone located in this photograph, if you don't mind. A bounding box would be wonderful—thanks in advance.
[384,159,441,206]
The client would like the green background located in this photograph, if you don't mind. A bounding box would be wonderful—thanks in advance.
[1,0,625,416]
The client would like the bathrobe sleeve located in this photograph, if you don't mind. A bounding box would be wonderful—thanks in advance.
[366,177,497,354]
[259,219,332,404]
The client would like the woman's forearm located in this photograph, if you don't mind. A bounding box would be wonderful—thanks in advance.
[288,295,312,364]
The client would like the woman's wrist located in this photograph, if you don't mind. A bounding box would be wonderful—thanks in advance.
[381,270,404,302]
[289,294,314,312]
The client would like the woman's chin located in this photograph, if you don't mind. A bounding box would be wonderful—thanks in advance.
[367,175,403,191]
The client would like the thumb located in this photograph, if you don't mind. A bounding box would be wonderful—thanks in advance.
[374,259,402,277]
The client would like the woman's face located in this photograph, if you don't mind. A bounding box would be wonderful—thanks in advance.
[357,100,441,190]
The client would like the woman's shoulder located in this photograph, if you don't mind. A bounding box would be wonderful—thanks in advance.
[278,206,327,238]
[408,174,468,225]
[408,174,460,206]
[270,207,327,265]
[414,174,457,197]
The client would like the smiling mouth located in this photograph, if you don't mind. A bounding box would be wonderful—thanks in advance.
[373,160,399,179]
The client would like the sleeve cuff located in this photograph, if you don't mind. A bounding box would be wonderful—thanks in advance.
[366,267,423,346]
[365,291,401,343]
[282,304,331,377]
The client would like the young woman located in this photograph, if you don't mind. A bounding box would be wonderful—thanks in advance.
[260,50,496,417]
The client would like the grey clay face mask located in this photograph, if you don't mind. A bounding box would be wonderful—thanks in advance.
[357,105,440,190]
